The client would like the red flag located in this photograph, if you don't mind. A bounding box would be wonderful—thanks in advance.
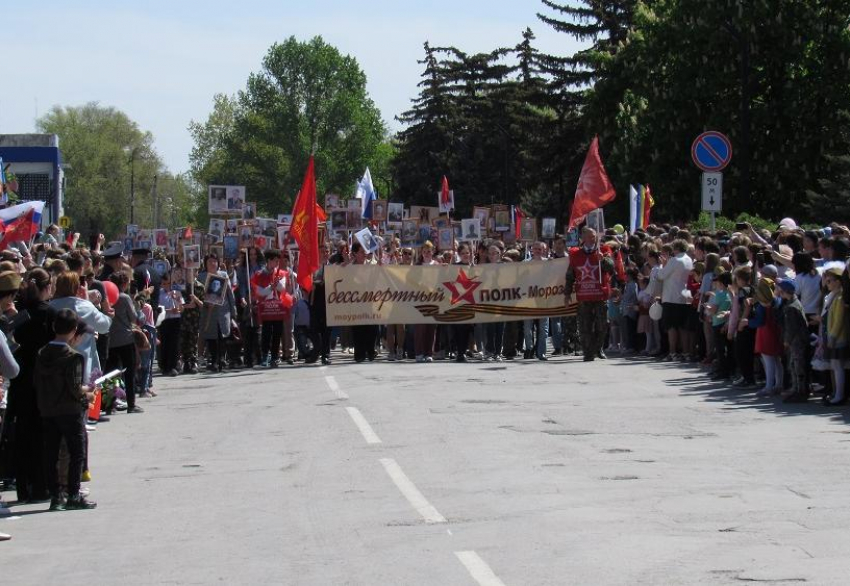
[440,176,450,206]
[291,156,319,292]
[0,209,35,250]
[568,136,616,230]
[514,206,525,240]
[315,203,327,223]
[643,184,654,229]
[614,248,626,283]
[66,230,75,245]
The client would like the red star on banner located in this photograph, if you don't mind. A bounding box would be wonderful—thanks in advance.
[442,268,482,305]
[578,259,599,282]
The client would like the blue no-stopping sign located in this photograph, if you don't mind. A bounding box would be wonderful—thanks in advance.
[691,131,732,172]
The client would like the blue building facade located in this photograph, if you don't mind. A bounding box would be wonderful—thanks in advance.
[0,134,64,226]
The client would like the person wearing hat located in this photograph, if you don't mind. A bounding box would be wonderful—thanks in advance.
[5,268,54,505]
[821,266,849,405]
[776,278,810,403]
[0,271,22,535]
[98,242,125,282]
[751,277,784,397]
[131,246,158,296]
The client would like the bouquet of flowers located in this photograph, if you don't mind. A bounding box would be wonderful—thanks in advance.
[89,368,126,412]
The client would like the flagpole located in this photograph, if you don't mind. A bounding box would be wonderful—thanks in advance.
[244,248,254,328]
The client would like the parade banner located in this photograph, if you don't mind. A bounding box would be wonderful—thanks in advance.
[326,258,577,326]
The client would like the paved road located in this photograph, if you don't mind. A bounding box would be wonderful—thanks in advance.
[3,352,850,585]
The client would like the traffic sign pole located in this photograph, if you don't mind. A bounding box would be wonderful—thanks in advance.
[692,132,731,231]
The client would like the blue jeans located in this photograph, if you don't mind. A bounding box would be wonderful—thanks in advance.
[136,348,151,394]
[524,318,550,357]
[144,325,157,386]
[550,317,564,350]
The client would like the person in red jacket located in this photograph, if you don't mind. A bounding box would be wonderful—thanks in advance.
[251,250,289,368]
[565,227,616,362]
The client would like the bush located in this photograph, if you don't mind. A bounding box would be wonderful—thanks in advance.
[688,211,777,234]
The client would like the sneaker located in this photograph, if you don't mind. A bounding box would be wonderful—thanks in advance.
[65,495,97,510]
[494,355,503,362]
[425,356,433,363]
[387,352,396,362]
[126,405,145,414]
[85,424,97,432]
[538,355,548,361]
[48,498,65,512]
[114,400,128,411]
[0,532,10,541]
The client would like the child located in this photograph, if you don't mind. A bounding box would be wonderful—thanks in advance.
[620,268,639,353]
[292,288,312,362]
[135,292,155,398]
[751,278,784,398]
[732,266,757,388]
[820,267,849,405]
[606,288,623,354]
[708,270,733,380]
[35,308,97,511]
[637,275,660,355]
[776,278,810,403]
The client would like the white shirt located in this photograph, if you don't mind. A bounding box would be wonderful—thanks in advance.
[657,253,694,304]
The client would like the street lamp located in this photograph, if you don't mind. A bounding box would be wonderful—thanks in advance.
[123,146,139,225]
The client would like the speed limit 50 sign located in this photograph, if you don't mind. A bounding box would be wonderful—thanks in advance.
[701,173,722,212]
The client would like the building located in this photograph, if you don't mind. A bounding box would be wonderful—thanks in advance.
[0,133,64,226]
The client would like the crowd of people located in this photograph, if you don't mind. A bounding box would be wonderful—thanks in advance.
[0,215,847,540]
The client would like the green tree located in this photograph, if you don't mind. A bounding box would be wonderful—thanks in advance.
[190,36,387,217]
[536,0,639,224]
[35,102,186,238]
[393,36,562,218]
[605,0,850,223]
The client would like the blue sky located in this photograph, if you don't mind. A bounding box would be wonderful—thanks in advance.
[6,1,583,173]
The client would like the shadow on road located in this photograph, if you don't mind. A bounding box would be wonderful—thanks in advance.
[610,356,850,425]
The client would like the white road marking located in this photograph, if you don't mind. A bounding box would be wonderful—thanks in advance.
[345,407,382,444]
[325,375,348,399]
[379,458,446,524]
[455,551,507,586]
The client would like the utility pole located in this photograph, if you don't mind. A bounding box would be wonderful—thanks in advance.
[129,155,135,225]
[152,174,159,228]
